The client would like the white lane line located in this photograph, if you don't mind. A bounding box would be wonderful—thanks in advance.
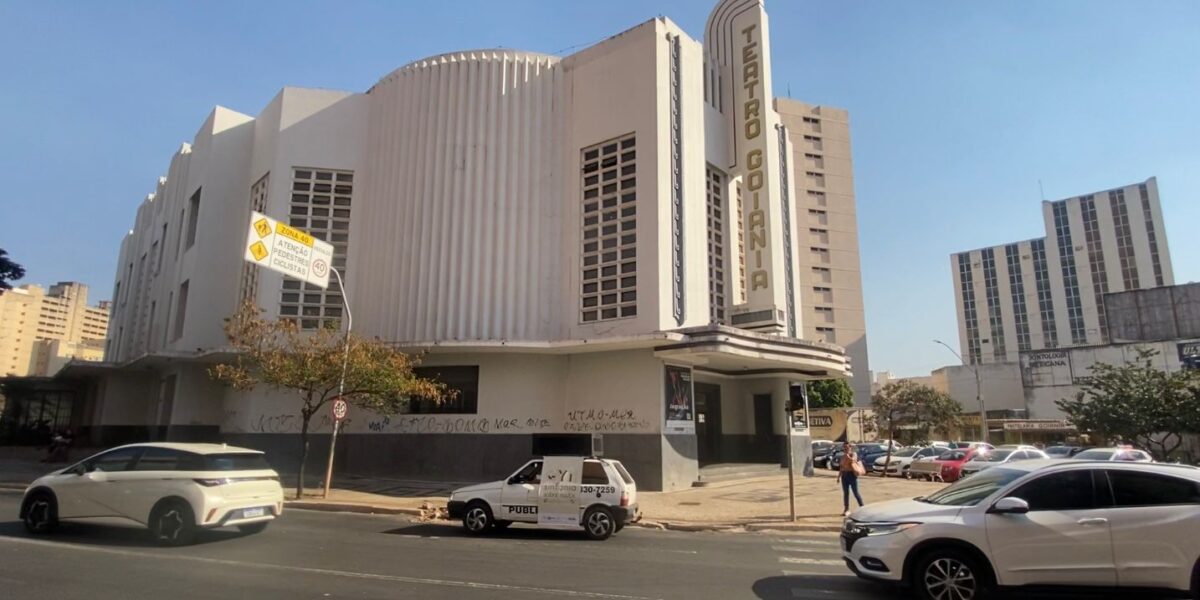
[0,535,660,599]
[778,556,845,566]
[771,546,838,554]
[775,538,837,546]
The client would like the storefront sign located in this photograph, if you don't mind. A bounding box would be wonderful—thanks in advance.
[809,415,833,428]
[663,365,696,434]
[538,456,582,526]
[1002,420,1076,432]
[1180,341,1200,370]
[1021,349,1074,386]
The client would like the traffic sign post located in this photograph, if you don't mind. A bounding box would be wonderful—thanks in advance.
[242,211,351,500]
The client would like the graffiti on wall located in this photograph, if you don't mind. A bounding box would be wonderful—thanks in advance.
[564,409,651,433]
[365,415,552,434]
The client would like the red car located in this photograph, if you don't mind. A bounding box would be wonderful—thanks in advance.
[909,447,985,482]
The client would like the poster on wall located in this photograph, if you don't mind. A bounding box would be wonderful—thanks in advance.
[664,365,696,434]
[538,456,583,526]
[1180,341,1200,370]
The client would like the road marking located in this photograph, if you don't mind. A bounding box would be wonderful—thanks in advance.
[775,537,837,546]
[771,546,837,554]
[0,536,661,599]
[778,556,845,566]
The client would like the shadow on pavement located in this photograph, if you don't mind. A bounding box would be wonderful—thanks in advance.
[0,519,249,549]
[752,575,904,600]
[383,522,603,542]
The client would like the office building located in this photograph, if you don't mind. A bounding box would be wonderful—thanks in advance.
[951,178,1173,364]
[775,100,871,404]
[0,282,110,377]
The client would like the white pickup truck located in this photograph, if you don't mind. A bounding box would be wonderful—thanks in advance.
[447,456,638,540]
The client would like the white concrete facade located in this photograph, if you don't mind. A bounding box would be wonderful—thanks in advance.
[0,282,109,376]
[951,178,1173,365]
[93,0,851,490]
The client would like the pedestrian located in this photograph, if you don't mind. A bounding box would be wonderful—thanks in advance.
[836,441,865,516]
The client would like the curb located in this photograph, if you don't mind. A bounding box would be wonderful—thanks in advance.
[0,482,29,492]
[632,519,842,534]
[284,501,427,517]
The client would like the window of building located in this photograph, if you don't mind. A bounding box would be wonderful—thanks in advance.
[1139,184,1164,287]
[1005,244,1031,352]
[815,326,835,344]
[172,280,188,341]
[980,248,1006,360]
[1052,202,1086,344]
[406,366,479,414]
[185,188,201,250]
[241,173,269,305]
[1108,190,1139,290]
[580,134,637,323]
[1079,195,1110,339]
[705,166,726,324]
[957,253,982,364]
[1030,239,1056,347]
[283,168,351,330]
[156,222,167,274]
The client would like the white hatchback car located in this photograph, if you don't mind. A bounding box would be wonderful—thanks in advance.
[958,445,1049,478]
[842,460,1200,600]
[873,447,944,477]
[447,457,638,540]
[20,442,284,546]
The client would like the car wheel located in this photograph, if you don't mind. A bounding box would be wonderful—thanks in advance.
[150,500,197,546]
[903,466,912,479]
[462,502,492,535]
[22,492,59,534]
[583,506,615,541]
[238,522,269,535]
[913,549,992,600]
[492,520,512,530]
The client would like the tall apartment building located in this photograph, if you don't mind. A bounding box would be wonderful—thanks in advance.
[951,177,1173,364]
[775,99,871,403]
[0,282,110,376]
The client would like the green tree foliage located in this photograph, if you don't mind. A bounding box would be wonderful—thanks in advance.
[0,248,26,290]
[1056,348,1200,461]
[805,378,854,409]
[210,302,448,497]
[871,381,963,474]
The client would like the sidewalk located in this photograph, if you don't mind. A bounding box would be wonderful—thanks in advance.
[0,451,945,533]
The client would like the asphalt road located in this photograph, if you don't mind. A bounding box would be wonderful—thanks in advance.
[0,490,895,600]
[0,491,1174,600]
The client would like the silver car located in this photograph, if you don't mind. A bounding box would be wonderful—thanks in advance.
[960,446,1048,478]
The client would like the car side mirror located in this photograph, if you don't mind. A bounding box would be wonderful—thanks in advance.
[990,497,1030,515]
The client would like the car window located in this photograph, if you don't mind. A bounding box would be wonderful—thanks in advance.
[1009,470,1096,511]
[582,461,609,485]
[1106,470,1200,507]
[511,461,542,484]
[982,450,1013,462]
[920,467,1027,506]
[1073,449,1114,460]
[610,461,635,485]
[938,451,967,461]
[132,447,190,471]
[203,453,271,471]
[85,447,143,473]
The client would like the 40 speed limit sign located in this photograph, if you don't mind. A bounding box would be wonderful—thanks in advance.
[332,398,348,421]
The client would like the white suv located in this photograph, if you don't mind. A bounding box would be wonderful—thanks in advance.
[20,442,284,546]
[447,457,638,540]
[842,460,1200,599]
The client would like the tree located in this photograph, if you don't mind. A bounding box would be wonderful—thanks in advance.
[1056,348,1200,461]
[804,379,854,409]
[0,248,25,290]
[209,302,448,497]
[871,381,962,475]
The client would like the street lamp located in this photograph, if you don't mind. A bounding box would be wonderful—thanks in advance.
[933,339,988,443]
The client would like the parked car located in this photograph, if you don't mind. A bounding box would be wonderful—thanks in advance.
[1071,447,1154,462]
[951,441,995,451]
[842,460,1200,600]
[872,446,943,477]
[1043,445,1087,458]
[909,447,986,482]
[447,456,637,540]
[827,443,898,472]
[811,440,836,469]
[20,442,284,546]
[960,445,1050,478]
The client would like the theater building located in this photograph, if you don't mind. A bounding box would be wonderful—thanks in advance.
[78,0,851,490]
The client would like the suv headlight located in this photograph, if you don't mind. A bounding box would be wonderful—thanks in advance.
[850,521,921,537]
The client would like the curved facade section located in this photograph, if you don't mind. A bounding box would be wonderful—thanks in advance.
[354,51,565,341]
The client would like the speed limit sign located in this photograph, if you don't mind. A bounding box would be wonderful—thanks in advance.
[332,398,348,421]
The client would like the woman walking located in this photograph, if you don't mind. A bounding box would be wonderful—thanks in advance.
[835,442,865,516]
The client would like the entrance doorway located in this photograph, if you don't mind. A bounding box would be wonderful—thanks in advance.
[695,383,722,466]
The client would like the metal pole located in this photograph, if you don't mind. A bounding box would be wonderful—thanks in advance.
[323,267,352,499]
[786,390,795,522]
[933,339,988,444]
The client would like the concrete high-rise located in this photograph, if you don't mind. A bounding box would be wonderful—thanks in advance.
[0,282,110,376]
[951,177,1173,364]
[775,99,871,403]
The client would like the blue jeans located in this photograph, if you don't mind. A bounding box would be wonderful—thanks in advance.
[841,473,864,511]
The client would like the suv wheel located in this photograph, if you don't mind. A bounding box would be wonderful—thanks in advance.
[462,502,492,535]
[22,492,59,534]
[913,549,991,600]
[583,506,615,541]
[150,500,197,546]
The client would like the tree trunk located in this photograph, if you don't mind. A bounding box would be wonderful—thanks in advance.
[296,412,311,499]
[882,426,895,477]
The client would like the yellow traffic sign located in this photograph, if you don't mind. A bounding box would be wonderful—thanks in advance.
[249,241,268,261]
[254,218,272,239]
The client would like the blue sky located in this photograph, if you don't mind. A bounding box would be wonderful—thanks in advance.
[1,0,1196,376]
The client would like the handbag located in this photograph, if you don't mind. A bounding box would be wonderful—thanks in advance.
[851,459,866,476]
